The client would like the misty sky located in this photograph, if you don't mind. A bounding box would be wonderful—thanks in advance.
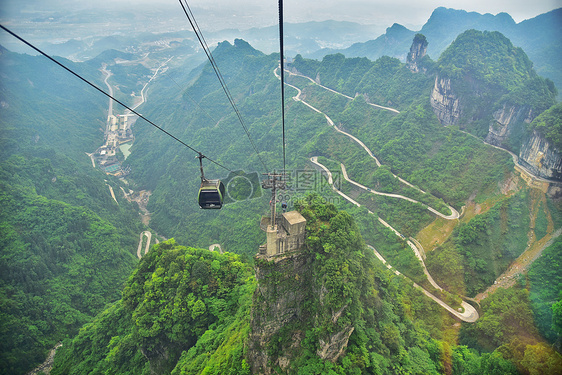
[0,0,560,51]
[2,0,561,29]
[188,0,562,27]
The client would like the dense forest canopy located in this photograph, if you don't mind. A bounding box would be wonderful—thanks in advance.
[0,50,143,374]
[1,6,561,374]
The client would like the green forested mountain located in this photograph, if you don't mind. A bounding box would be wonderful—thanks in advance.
[435,30,556,146]
[2,16,562,375]
[51,198,562,374]
[51,240,255,375]
[0,49,144,373]
[310,7,562,96]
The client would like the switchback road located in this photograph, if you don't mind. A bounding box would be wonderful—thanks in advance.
[312,155,478,321]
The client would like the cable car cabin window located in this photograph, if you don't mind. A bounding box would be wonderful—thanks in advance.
[198,180,225,209]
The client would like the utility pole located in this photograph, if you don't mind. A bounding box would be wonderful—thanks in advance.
[262,172,287,227]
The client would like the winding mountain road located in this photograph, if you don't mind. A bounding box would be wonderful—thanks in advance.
[282,66,477,321]
[285,69,401,114]
[311,156,478,322]
[137,231,152,259]
[370,245,478,322]
[279,68,441,196]
[340,163,459,220]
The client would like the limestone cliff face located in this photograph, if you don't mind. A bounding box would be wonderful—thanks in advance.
[430,77,536,148]
[519,130,562,180]
[248,253,311,374]
[430,76,462,126]
[406,34,428,73]
[484,103,534,147]
[248,251,354,373]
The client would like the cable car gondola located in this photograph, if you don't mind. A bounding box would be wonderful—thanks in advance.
[198,178,225,209]
[197,153,225,209]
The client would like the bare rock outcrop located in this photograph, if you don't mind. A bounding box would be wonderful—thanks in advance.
[430,76,462,126]
[317,326,355,361]
[485,104,533,147]
[519,130,562,181]
[406,34,428,73]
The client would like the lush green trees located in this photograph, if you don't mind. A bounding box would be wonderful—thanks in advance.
[0,49,145,373]
[0,175,137,374]
[528,237,562,348]
[52,240,255,374]
[529,102,562,150]
[460,287,562,374]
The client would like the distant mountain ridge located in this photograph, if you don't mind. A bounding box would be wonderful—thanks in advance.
[309,7,562,94]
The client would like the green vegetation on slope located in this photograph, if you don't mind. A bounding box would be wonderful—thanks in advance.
[528,237,562,348]
[0,165,137,374]
[427,189,532,297]
[529,102,562,150]
[460,287,562,374]
[0,50,144,374]
[51,240,255,375]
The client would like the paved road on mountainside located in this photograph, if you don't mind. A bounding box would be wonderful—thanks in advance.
[369,245,479,322]
[339,163,459,220]
[311,157,445,291]
[101,65,114,118]
[137,231,152,259]
[278,67,459,219]
[129,57,173,112]
[278,68,442,196]
[285,69,401,114]
[310,156,477,321]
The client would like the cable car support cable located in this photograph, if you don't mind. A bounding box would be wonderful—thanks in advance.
[178,0,269,173]
[278,0,287,177]
[0,24,232,173]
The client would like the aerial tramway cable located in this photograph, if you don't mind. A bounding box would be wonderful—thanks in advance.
[0,24,233,173]
[178,0,270,174]
[278,0,287,178]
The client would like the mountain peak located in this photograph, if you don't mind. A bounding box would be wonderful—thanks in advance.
[386,23,411,35]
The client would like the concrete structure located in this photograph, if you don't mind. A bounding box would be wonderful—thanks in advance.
[259,210,306,257]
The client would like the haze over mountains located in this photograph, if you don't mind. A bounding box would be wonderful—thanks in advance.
[2,6,560,92]
[309,7,562,92]
[1,3,562,375]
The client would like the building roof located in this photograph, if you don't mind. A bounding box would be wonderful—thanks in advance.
[282,210,306,225]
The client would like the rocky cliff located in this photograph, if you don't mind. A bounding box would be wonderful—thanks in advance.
[406,34,428,73]
[430,29,556,156]
[519,130,562,181]
[248,197,379,374]
[248,253,312,374]
[430,76,462,126]
[484,103,534,147]
[248,249,355,373]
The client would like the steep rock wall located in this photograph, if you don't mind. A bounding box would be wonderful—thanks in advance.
[430,76,462,126]
[484,103,533,147]
[248,253,311,374]
[248,251,354,373]
[519,130,562,181]
[406,34,428,73]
